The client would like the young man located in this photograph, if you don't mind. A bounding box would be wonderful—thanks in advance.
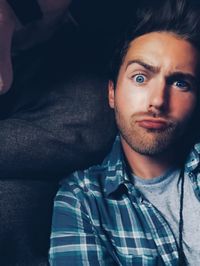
[49,0,200,265]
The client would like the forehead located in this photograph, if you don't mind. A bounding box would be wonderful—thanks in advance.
[122,32,199,73]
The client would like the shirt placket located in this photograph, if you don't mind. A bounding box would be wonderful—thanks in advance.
[126,183,179,266]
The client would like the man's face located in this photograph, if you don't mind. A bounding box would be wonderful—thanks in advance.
[109,32,199,156]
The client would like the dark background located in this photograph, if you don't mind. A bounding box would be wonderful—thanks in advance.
[0,1,141,265]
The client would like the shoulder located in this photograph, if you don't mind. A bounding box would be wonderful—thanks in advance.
[57,163,108,202]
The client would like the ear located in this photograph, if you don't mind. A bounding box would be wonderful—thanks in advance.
[108,80,115,109]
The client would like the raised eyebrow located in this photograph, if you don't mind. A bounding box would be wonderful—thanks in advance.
[125,59,159,73]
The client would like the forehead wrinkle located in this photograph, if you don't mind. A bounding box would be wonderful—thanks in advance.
[125,58,197,78]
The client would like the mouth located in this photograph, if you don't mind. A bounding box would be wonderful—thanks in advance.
[136,118,169,130]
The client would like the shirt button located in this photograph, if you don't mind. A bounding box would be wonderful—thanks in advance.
[189,172,193,178]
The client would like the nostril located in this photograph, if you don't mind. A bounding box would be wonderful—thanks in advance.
[148,93,167,114]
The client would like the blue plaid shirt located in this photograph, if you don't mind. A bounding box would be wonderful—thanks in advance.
[49,136,200,265]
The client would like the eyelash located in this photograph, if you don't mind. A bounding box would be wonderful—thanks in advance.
[131,73,147,84]
[172,80,191,90]
[130,74,192,90]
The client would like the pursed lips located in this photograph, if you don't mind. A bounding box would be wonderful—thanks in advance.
[136,117,169,129]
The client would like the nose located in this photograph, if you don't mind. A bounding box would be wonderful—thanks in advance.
[148,78,168,114]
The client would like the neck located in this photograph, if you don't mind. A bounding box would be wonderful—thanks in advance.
[121,136,177,179]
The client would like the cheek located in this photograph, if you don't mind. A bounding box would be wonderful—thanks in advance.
[171,93,197,122]
[115,80,147,114]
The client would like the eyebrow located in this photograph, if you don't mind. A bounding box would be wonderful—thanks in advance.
[125,59,160,73]
[126,59,197,84]
[167,72,197,86]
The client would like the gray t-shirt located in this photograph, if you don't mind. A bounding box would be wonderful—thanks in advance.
[133,169,200,265]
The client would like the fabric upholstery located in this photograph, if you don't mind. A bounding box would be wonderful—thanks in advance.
[0,23,116,265]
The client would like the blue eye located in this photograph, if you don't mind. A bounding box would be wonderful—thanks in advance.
[134,74,145,84]
[174,80,189,89]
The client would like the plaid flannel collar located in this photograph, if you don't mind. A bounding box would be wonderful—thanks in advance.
[103,135,200,197]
